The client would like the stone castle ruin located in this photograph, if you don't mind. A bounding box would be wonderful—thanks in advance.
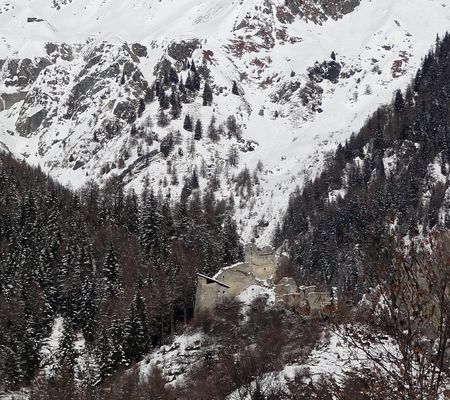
[195,244,335,315]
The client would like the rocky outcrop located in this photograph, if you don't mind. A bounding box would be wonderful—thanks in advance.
[131,43,148,58]
[16,109,47,137]
[1,57,52,88]
[308,60,342,84]
[0,92,27,112]
[282,0,360,24]
[167,40,201,63]
[45,43,74,62]
[15,63,70,137]
[14,41,150,165]
[52,0,73,10]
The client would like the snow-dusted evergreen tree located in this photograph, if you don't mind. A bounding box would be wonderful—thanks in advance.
[222,216,243,266]
[194,119,203,140]
[202,82,213,106]
[183,114,193,131]
[102,243,122,298]
[157,109,169,127]
[56,319,77,375]
[139,189,161,265]
[123,286,150,362]
[231,80,239,95]
[207,115,220,142]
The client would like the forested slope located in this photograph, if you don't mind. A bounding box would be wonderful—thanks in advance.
[278,32,450,298]
[0,153,242,391]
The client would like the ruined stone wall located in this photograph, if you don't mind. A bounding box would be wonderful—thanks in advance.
[195,244,336,316]
[244,243,277,281]
[194,262,261,313]
[307,291,334,315]
[194,279,226,314]
[215,263,260,298]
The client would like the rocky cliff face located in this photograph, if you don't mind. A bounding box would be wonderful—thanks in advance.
[0,0,449,242]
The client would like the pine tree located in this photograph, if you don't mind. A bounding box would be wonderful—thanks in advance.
[157,110,169,127]
[139,190,161,264]
[169,67,179,84]
[57,319,77,375]
[192,71,201,92]
[394,90,405,114]
[123,288,150,362]
[194,119,203,140]
[160,132,174,157]
[232,80,239,95]
[108,318,126,369]
[145,86,155,103]
[124,189,139,234]
[158,91,170,110]
[179,78,186,95]
[191,168,199,189]
[163,71,170,87]
[227,145,239,167]
[183,114,193,132]
[207,115,219,142]
[138,98,146,117]
[94,326,112,384]
[102,243,122,298]
[19,313,42,384]
[202,82,213,106]
[185,72,193,91]
[169,90,182,120]
[222,216,243,266]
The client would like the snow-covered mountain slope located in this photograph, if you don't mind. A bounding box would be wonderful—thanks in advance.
[1,0,450,242]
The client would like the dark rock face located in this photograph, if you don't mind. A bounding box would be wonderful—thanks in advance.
[15,41,149,147]
[15,63,70,137]
[154,58,173,78]
[114,101,137,124]
[27,17,44,23]
[16,109,47,137]
[299,81,323,112]
[271,80,302,103]
[308,60,342,84]
[3,58,52,88]
[45,43,74,62]
[52,0,73,10]
[64,43,149,124]
[282,0,360,24]
[167,39,201,62]
[132,43,148,58]
[1,56,54,132]
[321,0,361,17]
[0,92,27,111]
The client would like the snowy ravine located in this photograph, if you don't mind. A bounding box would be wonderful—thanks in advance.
[1,0,450,242]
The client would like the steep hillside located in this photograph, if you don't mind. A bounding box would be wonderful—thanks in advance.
[1,0,450,242]
[0,149,242,392]
[278,32,450,296]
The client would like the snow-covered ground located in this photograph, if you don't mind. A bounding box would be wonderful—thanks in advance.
[139,330,209,387]
[226,329,399,399]
[1,0,450,242]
